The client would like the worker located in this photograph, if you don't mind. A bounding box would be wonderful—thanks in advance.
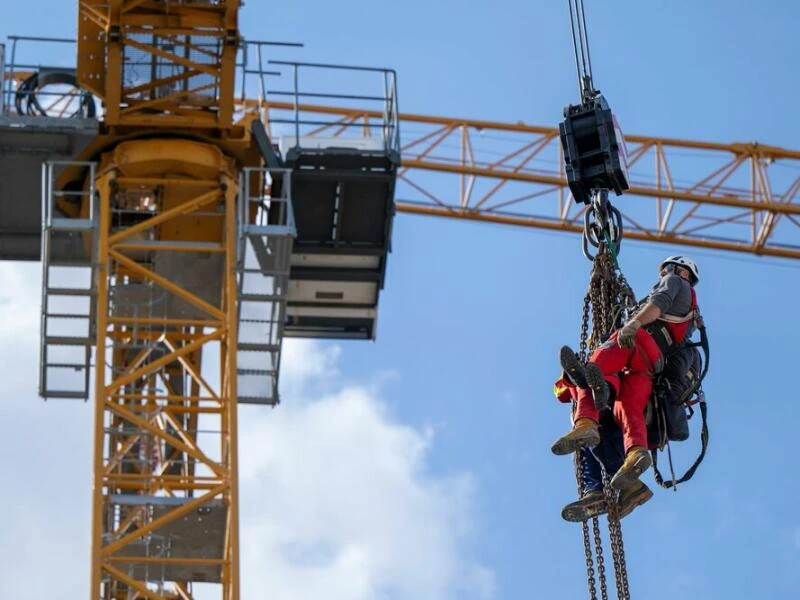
[550,256,700,492]
[554,375,654,522]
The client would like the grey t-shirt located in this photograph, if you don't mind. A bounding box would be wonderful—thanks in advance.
[645,273,693,317]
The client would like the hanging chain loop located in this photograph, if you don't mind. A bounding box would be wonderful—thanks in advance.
[573,193,637,598]
[583,190,625,263]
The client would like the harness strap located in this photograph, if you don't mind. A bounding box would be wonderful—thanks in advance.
[658,309,698,324]
[652,399,708,489]
[643,322,673,356]
[651,322,710,489]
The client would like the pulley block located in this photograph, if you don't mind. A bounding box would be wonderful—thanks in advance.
[559,93,629,205]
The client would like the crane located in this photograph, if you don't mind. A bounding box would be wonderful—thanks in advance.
[0,2,798,599]
[261,100,800,260]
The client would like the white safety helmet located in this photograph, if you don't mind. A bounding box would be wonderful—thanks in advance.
[660,255,699,285]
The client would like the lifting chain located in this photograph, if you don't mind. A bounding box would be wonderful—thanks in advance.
[574,189,636,600]
[575,452,599,600]
[592,513,610,600]
[603,466,631,600]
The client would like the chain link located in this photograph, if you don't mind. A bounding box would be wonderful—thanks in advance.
[575,451,598,599]
[592,516,609,600]
[602,466,631,600]
[573,191,637,599]
[579,293,591,362]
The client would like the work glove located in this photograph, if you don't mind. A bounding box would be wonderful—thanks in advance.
[617,320,641,349]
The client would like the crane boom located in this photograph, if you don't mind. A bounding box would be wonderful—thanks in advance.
[264,100,800,260]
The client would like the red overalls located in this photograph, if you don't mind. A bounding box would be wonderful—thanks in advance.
[563,289,697,452]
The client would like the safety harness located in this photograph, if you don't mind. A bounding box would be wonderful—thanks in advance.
[643,287,698,358]
[645,297,711,490]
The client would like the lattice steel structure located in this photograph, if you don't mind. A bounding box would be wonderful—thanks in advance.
[67,2,293,599]
[263,101,800,260]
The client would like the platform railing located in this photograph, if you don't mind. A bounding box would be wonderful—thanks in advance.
[1,36,93,119]
[39,159,97,400]
[263,60,401,157]
[1,35,306,121]
[235,166,296,405]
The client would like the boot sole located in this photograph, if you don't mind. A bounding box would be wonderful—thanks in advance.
[550,428,601,455]
[562,498,608,522]
[618,486,654,519]
[559,346,588,388]
[610,452,653,491]
[585,363,609,409]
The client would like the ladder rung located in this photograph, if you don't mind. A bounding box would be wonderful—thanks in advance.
[46,287,94,296]
[46,362,90,369]
[238,396,278,405]
[239,293,285,302]
[237,343,280,352]
[48,259,94,267]
[45,313,91,319]
[45,336,93,346]
[109,343,156,350]
[237,369,276,376]
[42,390,87,400]
[50,217,95,231]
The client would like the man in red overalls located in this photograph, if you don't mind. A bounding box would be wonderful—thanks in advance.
[551,256,700,491]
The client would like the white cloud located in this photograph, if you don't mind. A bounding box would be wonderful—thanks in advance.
[237,340,495,600]
[0,262,494,599]
[0,262,42,408]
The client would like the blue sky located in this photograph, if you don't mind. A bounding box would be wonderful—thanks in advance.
[2,1,800,599]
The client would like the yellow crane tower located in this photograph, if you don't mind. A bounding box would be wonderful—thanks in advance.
[3,2,399,598]
[0,1,799,600]
[73,2,260,598]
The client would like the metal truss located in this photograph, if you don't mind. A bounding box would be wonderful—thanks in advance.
[78,0,240,130]
[90,155,241,600]
[264,101,800,260]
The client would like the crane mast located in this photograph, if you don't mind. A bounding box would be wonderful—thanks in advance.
[69,2,258,597]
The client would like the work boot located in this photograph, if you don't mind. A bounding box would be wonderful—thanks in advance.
[561,489,607,522]
[559,346,610,410]
[559,346,588,387]
[551,418,600,455]
[609,446,653,491]
[585,363,610,410]
[616,480,654,519]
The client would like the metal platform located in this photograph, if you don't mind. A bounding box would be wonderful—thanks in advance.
[1,37,99,260]
[108,496,226,584]
[0,115,97,260]
[267,62,400,340]
[3,39,401,344]
[282,143,398,340]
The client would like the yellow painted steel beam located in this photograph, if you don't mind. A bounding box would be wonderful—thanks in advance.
[103,564,165,600]
[397,203,800,260]
[85,137,243,600]
[109,252,226,321]
[108,188,222,244]
[222,174,241,600]
[262,100,800,259]
[78,0,239,131]
[402,158,800,216]
[105,401,224,477]
[263,100,800,160]
[107,557,227,566]
[103,486,226,556]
